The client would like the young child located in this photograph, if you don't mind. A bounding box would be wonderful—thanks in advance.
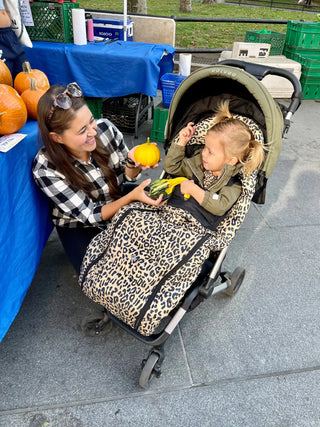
[163,100,266,228]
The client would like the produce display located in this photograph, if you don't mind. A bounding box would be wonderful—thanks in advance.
[21,78,46,120]
[0,84,28,135]
[14,61,50,95]
[134,137,161,167]
[0,59,13,86]
[148,177,190,200]
[0,62,50,135]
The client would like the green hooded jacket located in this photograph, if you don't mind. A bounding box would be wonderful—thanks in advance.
[163,143,243,217]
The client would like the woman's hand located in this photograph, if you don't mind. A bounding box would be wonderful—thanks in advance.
[101,179,164,221]
[128,145,162,170]
[131,179,165,206]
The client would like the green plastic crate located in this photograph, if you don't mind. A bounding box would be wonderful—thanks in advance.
[28,2,79,43]
[245,29,286,55]
[283,45,320,60]
[300,75,320,99]
[296,55,320,79]
[150,106,169,143]
[285,21,320,51]
[283,48,320,79]
[35,0,77,3]
[85,97,103,119]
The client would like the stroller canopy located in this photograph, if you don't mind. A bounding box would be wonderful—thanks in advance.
[165,65,285,179]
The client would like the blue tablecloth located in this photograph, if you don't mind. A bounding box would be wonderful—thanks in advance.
[0,121,53,342]
[23,41,175,98]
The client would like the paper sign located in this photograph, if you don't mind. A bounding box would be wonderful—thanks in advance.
[0,134,27,152]
[232,42,271,58]
[20,0,34,27]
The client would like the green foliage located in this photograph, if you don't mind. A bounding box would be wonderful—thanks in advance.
[81,0,317,48]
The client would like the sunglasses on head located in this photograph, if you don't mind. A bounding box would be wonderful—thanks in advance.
[47,82,83,125]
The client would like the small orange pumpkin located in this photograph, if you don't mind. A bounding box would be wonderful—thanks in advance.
[14,61,50,95]
[0,59,13,86]
[0,84,28,135]
[21,78,46,120]
[134,138,161,167]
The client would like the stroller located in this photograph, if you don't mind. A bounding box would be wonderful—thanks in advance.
[79,61,302,389]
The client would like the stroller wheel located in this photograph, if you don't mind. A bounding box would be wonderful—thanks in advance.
[224,267,245,296]
[139,352,161,389]
[80,311,112,337]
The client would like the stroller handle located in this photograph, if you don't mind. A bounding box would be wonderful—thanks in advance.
[219,59,303,131]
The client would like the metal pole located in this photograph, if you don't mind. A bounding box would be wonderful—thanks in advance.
[123,0,127,41]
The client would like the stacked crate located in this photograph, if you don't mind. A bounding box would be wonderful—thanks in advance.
[245,29,286,56]
[102,94,151,136]
[150,105,169,143]
[284,21,320,99]
[85,98,104,119]
[27,1,107,119]
[27,0,79,43]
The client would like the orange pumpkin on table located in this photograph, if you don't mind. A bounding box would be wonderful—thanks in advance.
[0,84,28,135]
[0,59,13,86]
[14,61,50,95]
[21,78,46,120]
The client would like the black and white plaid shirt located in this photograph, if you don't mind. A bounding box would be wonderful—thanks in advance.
[32,119,130,229]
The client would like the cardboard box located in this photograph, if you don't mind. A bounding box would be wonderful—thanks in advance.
[219,52,301,98]
[93,18,133,41]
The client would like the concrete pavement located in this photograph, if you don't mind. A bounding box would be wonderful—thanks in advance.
[0,97,319,427]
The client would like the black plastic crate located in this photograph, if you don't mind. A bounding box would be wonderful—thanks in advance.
[102,94,149,133]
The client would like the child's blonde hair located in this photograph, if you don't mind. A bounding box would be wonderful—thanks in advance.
[208,101,266,176]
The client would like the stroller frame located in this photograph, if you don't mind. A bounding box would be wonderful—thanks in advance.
[83,245,236,388]
[81,61,302,389]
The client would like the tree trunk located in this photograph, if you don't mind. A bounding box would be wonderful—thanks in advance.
[180,0,192,13]
[128,0,147,14]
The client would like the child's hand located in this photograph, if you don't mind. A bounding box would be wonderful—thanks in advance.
[180,179,195,197]
[178,122,196,146]
[180,180,205,205]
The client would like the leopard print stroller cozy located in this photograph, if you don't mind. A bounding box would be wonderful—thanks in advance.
[79,62,302,388]
[79,172,256,336]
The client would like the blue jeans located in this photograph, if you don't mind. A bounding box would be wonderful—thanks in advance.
[56,226,101,275]
[0,27,26,79]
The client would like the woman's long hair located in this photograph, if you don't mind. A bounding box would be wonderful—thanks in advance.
[37,85,120,200]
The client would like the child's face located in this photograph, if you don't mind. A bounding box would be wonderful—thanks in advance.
[202,130,237,176]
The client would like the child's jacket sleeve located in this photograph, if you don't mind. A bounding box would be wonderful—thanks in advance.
[163,143,194,178]
[201,184,242,216]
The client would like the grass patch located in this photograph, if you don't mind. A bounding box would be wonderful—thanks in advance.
[81,0,318,48]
